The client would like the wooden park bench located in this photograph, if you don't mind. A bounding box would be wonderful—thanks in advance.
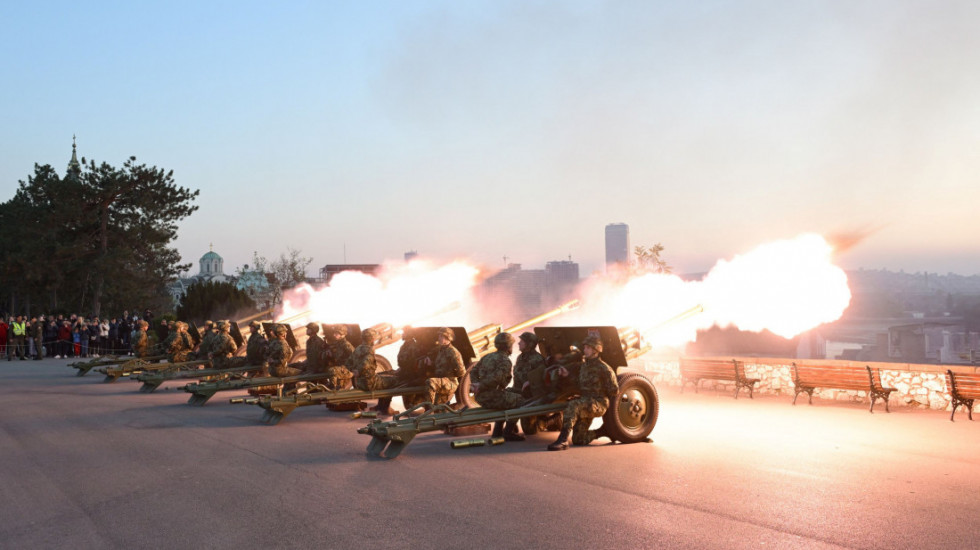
[679,357,759,399]
[945,369,980,421]
[791,363,896,413]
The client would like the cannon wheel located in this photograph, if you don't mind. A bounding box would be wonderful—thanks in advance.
[377,355,393,372]
[602,372,659,443]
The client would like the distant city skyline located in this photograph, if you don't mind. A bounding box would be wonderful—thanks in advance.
[3,2,979,277]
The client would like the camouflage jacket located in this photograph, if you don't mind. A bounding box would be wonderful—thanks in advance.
[198,330,217,356]
[246,333,268,365]
[473,350,512,392]
[326,339,354,367]
[577,356,618,400]
[211,332,236,359]
[168,331,195,362]
[349,344,378,382]
[431,344,465,379]
[304,334,328,370]
[513,350,546,389]
[397,339,422,376]
[131,330,148,357]
[266,338,293,370]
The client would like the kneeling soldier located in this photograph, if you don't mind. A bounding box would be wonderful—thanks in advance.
[422,327,465,408]
[548,335,618,451]
[267,325,299,378]
[473,332,525,441]
[351,328,398,415]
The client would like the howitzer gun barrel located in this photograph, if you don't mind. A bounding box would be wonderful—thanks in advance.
[235,308,274,325]
[504,299,580,335]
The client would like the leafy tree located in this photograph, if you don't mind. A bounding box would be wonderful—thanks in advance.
[176,280,256,325]
[0,154,198,316]
[271,247,312,289]
[633,243,672,275]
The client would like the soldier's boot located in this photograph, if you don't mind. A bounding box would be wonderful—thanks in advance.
[374,397,396,416]
[492,421,504,438]
[590,422,611,443]
[547,428,570,451]
[503,420,525,442]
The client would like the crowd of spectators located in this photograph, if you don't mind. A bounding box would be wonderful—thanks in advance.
[0,309,160,360]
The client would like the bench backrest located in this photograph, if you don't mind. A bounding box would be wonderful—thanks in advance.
[947,370,980,399]
[793,363,874,388]
[680,358,738,379]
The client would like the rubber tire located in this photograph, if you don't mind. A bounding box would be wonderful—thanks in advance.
[602,372,659,443]
[377,355,392,372]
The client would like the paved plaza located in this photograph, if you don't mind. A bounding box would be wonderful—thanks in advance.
[2,358,978,549]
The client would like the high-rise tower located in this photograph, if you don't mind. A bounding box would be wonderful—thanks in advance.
[605,223,631,272]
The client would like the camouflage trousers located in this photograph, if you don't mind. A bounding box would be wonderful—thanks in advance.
[562,396,609,445]
[356,371,398,392]
[272,364,303,378]
[475,388,524,410]
[215,356,249,370]
[325,366,354,389]
[293,359,326,375]
[425,377,459,406]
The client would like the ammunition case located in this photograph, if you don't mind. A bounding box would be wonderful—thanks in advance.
[450,438,487,449]
[487,436,505,446]
[360,411,378,418]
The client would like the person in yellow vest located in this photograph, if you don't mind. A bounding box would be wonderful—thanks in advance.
[9,315,27,361]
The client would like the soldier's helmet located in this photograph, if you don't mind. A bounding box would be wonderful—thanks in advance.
[401,326,412,340]
[331,324,348,337]
[437,327,454,342]
[139,320,149,329]
[249,320,261,329]
[205,320,213,328]
[582,335,604,352]
[274,325,288,337]
[361,328,378,345]
[518,332,538,346]
[176,321,187,330]
[306,322,320,334]
[218,320,230,331]
[494,332,515,350]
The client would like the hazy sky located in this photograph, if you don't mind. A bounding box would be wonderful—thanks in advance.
[2,1,978,277]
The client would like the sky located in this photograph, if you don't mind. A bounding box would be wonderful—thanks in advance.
[2,1,978,278]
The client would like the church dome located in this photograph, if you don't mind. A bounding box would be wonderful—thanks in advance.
[201,250,222,261]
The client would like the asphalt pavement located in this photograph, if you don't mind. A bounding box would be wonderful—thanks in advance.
[2,357,978,549]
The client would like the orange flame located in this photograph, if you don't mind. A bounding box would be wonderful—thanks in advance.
[573,233,851,347]
[276,260,480,327]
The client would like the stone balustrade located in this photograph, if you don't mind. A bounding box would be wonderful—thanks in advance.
[630,356,979,413]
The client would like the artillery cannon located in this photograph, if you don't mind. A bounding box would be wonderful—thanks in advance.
[232,325,478,424]
[132,321,252,392]
[69,353,166,377]
[359,325,660,459]
[232,301,578,425]
[181,322,398,406]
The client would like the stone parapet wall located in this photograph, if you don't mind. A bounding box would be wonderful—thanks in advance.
[628,356,979,413]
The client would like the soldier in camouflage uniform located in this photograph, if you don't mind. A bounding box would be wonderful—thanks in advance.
[167,322,196,363]
[246,321,269,376]
[161,321,178,354]
[473,332,526,441]
[267,325,298,378]
[547,335,619,451]
[210,321,243,369]
[324,325,355,389]
[395,328,426,410]
[421,327,466,407]
[196,321,217,360]
[294,323,328,374]
[131,321,150,358]
[513,331,547,399]
[351,328,398,415]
